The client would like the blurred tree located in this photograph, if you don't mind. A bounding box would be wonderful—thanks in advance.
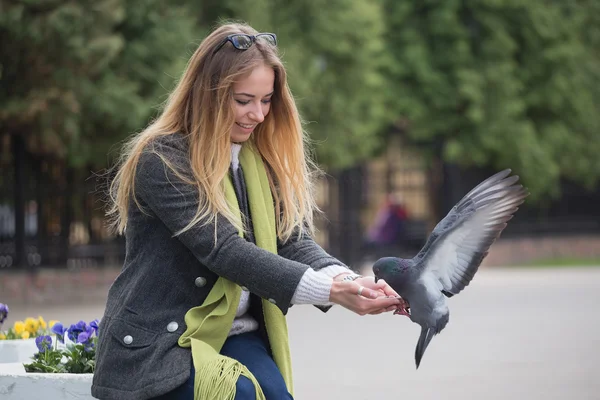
[76,0,198,167]
[0,0,197,167]
[272,0,391,169]
[1,0,391,170]
[382,0,600,201]
[0,0,125,161]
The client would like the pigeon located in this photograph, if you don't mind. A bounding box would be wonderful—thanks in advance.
[372,169,528,369]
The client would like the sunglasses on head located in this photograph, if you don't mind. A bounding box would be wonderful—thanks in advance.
[212,33,277,55]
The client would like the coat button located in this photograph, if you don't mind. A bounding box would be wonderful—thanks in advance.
[195,277,207,287]
[123,335,133,345]
[268,298,277,304]
[167,322,179,332]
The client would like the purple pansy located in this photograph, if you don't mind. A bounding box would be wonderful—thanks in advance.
[0,303,8,325]
[67,320,87,342]
[77,323,97,352]
[89,319,100,335]
[51,322,68,343]
[76,326,95,345]
[35,335,52,353]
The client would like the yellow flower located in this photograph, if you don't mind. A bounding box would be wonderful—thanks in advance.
[0,333,6,340]
[21,331,30,339]
[13,321,25,335]
[24,317,39,334]
[38,316,47,330]
[49,320,59,329]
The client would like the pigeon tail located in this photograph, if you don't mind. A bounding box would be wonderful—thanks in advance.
[415,326,436,369]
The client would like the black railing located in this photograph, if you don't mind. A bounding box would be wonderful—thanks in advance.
[0,133,124,271]
[1,131,598,271]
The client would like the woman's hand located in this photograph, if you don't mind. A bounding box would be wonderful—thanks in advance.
[354,276,411,316]
[329,275,407,316]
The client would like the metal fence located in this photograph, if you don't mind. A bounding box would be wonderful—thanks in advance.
[1,132,598,271]
[439,163,600,237]
[0,134,125,271]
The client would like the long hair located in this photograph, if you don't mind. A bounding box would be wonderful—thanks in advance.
[107,22,322,242]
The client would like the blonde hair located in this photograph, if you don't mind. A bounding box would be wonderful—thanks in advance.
[107,22,322,242]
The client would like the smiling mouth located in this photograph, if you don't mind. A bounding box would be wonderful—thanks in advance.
[236,123,255,129]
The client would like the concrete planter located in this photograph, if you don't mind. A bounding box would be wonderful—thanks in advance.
[0,363,93,399]
[0,339,37,363]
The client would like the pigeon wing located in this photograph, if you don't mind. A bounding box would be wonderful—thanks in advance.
[413,169,528,296]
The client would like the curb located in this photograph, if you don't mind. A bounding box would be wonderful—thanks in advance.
[0,363,93,399]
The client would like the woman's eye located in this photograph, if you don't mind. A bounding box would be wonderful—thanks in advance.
[261,99,272,104]
[235,99,250,105]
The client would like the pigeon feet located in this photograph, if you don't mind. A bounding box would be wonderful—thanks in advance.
[394,304,411,317]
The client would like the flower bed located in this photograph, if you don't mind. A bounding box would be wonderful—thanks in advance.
[0,303,99,373]
[0,303,57,363]
[0,303,98,399]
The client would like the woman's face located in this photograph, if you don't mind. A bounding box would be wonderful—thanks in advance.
[230,64,275,143]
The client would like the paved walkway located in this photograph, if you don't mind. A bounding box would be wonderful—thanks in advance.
[287,266,599,399]
[3,266,599,399]
[0,266,120,305]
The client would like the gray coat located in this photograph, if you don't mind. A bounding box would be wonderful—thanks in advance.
[91,135,348,400]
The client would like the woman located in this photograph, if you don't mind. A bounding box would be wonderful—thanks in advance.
[91,22,405,400]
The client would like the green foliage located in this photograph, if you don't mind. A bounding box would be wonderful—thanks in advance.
[23,340,96,374]
[0,0,125,160]
[272,0,391,168]
[382,0,600,200]
[75,0,197,167]
[1,0,599,195]
[24,347,67,373]
[61,342,96,373]
[0,0,197,167]
[23,319,99,374]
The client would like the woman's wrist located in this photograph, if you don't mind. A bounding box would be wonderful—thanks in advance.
[329,280,347,303]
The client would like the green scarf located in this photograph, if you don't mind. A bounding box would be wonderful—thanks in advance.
[177,144,293,400]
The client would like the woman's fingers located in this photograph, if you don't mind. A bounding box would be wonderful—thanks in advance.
[355,285,380,299]
[355,295,401,316]
[368,304,399,315]
[354,276,400,298]
[373,278,400,298]
[330,280,403,316]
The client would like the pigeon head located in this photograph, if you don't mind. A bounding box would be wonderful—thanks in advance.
[373,257,411,284]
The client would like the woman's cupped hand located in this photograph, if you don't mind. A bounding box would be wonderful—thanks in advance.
[329,275,410,316]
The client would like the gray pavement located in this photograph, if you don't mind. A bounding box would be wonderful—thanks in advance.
[6,266,600,399]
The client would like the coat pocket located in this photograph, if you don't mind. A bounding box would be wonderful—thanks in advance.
[108,319,156,349]
[108,318,157,349]
[94,318,160,392]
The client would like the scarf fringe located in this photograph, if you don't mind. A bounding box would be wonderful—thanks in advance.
[194,356,266,400]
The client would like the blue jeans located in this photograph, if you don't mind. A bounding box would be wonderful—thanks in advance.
[152,331,293,399]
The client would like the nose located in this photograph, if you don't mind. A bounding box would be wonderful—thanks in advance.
[249,105,264,123]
